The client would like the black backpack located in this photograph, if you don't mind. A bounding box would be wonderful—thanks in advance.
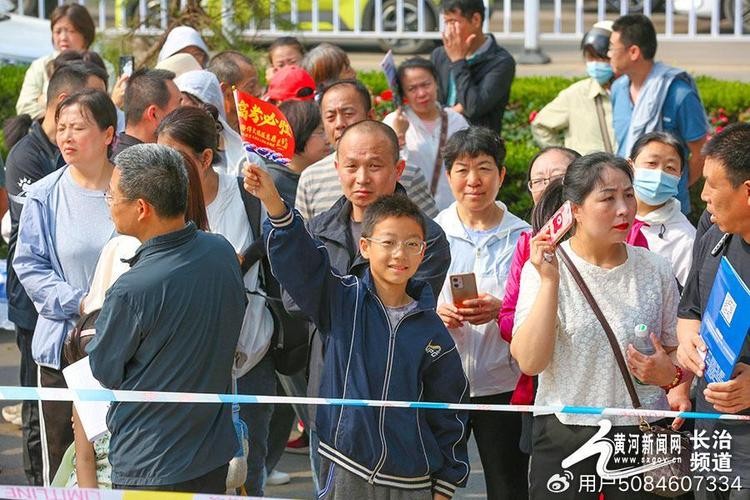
[236,178,309,375]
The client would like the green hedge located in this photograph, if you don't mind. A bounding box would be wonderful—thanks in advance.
[2,64,750,218]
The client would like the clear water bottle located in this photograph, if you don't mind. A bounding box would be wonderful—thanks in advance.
[633,324,654,385]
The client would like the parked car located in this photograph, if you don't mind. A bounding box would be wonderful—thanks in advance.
[0,11,52,63]
[673,0,749,31]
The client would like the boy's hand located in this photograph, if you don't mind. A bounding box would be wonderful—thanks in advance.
[242,162,285,217]
[433,493,450,500]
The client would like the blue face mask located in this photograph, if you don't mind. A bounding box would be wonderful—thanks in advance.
[586,61,614,85]
[632,167,681,206]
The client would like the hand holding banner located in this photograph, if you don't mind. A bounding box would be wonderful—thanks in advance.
[233,88,296,166]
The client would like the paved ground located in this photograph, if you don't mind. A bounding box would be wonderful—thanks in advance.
[0,331,488,497]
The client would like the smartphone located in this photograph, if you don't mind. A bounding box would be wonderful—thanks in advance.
[540,200,574,245]
[449,273,478,307]
[119,55,134,77]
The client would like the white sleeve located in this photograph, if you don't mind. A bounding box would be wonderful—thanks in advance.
[659,258,680,347]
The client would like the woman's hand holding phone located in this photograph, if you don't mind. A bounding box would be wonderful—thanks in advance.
[456,293,502,326]
[530,229,560,283]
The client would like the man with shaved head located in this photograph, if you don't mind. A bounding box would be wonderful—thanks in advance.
[289,119,450,489]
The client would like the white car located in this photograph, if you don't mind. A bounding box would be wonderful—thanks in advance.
[0,11,52,63]
[673,0,749,31]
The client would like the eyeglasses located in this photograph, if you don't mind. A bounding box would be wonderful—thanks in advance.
[365,237,426,255]
[104,190,132,207]
[528,174,565,192]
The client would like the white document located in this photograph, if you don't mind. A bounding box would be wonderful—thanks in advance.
[62,357,110,442]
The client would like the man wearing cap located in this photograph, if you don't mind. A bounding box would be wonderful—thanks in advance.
[609,14,708,215]
[295,79,437,221]
[158,25,210,67]
[264,65,317,104]
[531,22,616,154]
[113,68,181,156]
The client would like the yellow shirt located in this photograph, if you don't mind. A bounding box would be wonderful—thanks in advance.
[531,78,616,155]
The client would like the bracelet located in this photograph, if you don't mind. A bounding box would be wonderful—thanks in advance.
[661,365,683,392]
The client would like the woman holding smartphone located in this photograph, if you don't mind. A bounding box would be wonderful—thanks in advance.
[511,152,689,500]
[434,127,530,500]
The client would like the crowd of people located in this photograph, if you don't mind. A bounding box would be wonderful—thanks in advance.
[1,0,749,499]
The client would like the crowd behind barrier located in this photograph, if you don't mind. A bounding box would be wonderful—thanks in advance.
[0,1,749,499]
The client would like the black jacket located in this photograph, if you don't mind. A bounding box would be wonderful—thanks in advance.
[5,120,65,331]
[431,34,516,134]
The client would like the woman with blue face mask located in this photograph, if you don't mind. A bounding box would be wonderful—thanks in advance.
[629,131,697,289]
[531,21,617,155]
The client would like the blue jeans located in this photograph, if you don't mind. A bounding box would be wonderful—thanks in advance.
[237,353,276,496]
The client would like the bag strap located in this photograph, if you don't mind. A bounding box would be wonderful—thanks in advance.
[594,94,614,154]
[237,177,267,275]
[557,245,642,409]
[430,108,449,196]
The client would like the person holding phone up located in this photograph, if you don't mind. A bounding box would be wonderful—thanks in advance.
[434,127,530,500]
[511,153,690,500]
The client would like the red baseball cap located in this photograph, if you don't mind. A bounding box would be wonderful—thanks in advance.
[265,65,316,102]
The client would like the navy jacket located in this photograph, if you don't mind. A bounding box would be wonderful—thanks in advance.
[295,187,451,431]
[266,210,469,498]
[88,223,246,486]
[432,34,516,133]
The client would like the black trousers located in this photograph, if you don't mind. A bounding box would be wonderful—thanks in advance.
[530,414,667,500]
[38,363,73,486]
[468,392,529,500]
[114,464,229,493]
[16,326,42,485]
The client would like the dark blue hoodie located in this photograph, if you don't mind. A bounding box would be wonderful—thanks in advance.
[265,209,470,498]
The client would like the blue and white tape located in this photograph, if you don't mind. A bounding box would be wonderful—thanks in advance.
[0,485,290,499]
[1,386,748,422]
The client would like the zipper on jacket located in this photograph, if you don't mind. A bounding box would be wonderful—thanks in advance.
[368,295,422,484]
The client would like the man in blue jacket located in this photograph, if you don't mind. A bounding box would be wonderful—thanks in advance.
[431,0,516,134]
[87,145,246,492]
[245,155,469,498]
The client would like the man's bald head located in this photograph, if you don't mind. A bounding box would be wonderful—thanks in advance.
[337,120,400,164]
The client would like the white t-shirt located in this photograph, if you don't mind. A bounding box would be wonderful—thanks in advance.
[206,172,273,377]
[513,240,680,426]
[383,105,469,211]
[637,198,696,289]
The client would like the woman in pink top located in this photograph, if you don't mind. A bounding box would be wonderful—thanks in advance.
[499,148,579,404]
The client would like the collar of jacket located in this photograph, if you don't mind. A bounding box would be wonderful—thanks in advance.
[124,221,198,266]
[465,34,500,66]
[360,266,436,314]
[587,78,610,99]
[439,200,525,245]
[29,120,60,163]
[312,182,409,246]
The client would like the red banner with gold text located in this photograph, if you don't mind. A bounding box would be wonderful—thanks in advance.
[233,89,295,165]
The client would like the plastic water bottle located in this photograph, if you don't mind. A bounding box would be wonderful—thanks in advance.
[633,324,654,385]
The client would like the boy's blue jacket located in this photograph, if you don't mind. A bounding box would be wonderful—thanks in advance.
[265,209,470,498]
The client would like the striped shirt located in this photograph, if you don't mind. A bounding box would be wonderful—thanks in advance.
[295,152,439,221]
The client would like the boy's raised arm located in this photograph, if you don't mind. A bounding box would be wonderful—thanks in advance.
[243,163,339,332]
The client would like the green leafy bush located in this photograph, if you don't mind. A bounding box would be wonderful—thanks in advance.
[0,64,29,158]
